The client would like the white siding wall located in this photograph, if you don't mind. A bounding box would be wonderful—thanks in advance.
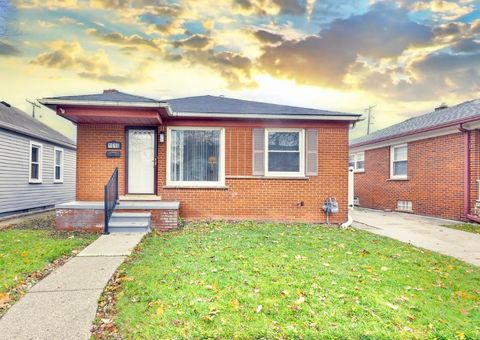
[0,128,76,214]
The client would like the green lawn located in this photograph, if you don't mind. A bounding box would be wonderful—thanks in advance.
[444,223,480,235]
[0,227,97,294]
[113,221,480,339]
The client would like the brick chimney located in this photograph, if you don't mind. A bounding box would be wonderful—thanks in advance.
[103,89,119,94]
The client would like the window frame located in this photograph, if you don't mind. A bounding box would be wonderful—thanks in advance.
[53,147,64,183]
[349,151,365,172]
[29,141,43,184]
[166,126,226,188]
[390,144,408,179]
[264,128,305,177]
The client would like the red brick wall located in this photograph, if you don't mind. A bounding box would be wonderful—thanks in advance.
[55,208,179,232]
[75,120,350,224]
[354,132,467,220]
[76,124,127,200]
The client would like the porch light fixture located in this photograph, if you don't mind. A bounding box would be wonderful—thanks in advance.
[159,131,165,143]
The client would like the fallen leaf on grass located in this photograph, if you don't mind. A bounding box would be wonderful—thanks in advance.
[0,293,11,308]
[231,298,240,310]
[255,305,263,313]
[156,306,164,316]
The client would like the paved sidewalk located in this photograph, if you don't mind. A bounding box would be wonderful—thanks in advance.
[353,208,480,266]
[0,233,146,340]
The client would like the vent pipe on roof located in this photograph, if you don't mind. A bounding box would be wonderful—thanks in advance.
[435,103,448,111]
[103,89,119,94]
[0,101,11,107]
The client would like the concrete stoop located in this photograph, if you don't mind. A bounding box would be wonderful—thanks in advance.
[108,212,151,233]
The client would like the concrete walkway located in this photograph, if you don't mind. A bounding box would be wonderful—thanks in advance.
[0,233,146,340]
[353,208,480,266]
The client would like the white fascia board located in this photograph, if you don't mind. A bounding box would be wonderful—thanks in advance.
[38,99,169,108]
[170,111,360,121]
[349,126,460,153]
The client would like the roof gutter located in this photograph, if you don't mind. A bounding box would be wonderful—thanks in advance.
[351,115,480,148]
[38,98,169,109]
[168,111,361,121]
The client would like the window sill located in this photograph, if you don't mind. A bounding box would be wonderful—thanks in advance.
[163,185,229,190]
[226,176,309,180]
[395,209,413,213]
[388,177,409,181]
[353,170,365,174]
[29,180,42,184]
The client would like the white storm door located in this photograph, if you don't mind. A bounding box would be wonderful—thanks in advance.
[128,129,155,194]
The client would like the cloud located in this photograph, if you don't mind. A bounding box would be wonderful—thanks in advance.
[172,34,212,49]
[30,40,150,84]
[232,0,306,16]
[451,38,480,53]
[253,29,284,44]
[354,50,480,101]
[87,28,164,51]
[169,48,256,89]
[258,2,432,87]
[0,41,20,56]
[401,0,474,20]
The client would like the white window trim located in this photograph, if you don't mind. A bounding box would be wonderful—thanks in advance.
[349,152,365,173]
[264,128,305,177]
[166,126,225,187]
[29,141,43,184]
[53,147,64,183]
[390,144,408,179]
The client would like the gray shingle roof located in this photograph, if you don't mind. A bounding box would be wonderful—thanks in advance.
[165,95,359,117]
[0,101,75,148]
[350,99,480,147]
[42,90,162,104]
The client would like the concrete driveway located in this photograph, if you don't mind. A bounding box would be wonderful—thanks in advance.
[353,208,480,266]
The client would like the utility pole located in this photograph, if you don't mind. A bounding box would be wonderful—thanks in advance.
[365,104,376,135]
[26,99,41,119]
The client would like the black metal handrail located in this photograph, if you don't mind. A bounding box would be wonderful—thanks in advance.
[104,167,119,234]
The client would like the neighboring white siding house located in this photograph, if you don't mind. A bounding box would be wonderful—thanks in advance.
[0,101,76,217]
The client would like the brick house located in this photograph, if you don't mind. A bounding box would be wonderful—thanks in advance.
[349,99,480,222]
[39,90,360,232]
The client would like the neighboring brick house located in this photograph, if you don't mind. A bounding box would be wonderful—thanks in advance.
[40,90,360,232]
[349,99,480,222]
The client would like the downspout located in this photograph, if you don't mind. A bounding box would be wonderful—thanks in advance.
[459,124,479,222]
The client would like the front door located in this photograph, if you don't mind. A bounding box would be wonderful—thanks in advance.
[127,129,155,194]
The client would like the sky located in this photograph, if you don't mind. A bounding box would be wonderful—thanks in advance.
[0,0,479,140]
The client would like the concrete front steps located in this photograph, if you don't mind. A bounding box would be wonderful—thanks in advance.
[108,212,151,233]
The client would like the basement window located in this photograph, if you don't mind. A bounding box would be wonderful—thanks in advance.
[397,200,412,212]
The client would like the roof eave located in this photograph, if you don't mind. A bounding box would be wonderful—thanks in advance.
[38,98,169,109]
[168,111,361,121]
[350,115,480,149]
